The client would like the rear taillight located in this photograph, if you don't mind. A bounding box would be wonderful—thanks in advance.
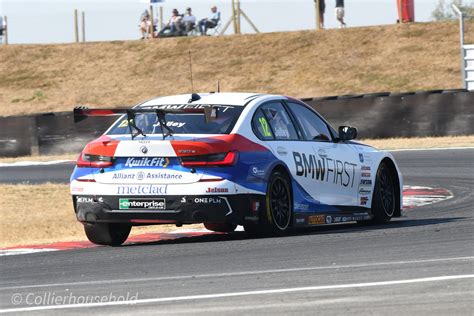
[180,151,237,167]
[77,153,114,168]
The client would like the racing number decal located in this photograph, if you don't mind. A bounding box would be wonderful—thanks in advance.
[259,117,272,137]
[118,119,128,128]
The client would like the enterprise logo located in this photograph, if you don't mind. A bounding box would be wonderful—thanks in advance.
[119,198,166,210]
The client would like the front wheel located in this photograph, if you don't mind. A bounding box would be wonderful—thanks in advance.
[369,162,397,224]
[84,223,131,246]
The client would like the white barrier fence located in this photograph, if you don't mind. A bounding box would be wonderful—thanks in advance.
[465,45,474,91]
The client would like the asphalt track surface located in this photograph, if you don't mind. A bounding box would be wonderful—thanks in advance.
[0,149,473,315]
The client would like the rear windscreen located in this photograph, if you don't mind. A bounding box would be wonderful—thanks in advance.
[106,105,244,135]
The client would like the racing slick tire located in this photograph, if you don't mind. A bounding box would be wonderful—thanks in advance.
[362,162,397,225]
[246,170,293,236]
[84,223,132,246]
[204,223,237,233]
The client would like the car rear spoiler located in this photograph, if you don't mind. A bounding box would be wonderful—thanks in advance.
[73,106,218,139]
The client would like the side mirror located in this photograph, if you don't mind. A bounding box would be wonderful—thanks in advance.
[338,126,358,141]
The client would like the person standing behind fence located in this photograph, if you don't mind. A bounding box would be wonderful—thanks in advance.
[335,0,346,28]
[198,5,220,35]
[319,0,326,29]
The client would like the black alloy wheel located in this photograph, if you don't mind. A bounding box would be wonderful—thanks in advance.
[371,162,396,223]
[266,171,292,233]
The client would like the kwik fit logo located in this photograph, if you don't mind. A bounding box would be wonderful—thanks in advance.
[124,157,170,168]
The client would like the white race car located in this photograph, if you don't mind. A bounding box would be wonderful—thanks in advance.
[71,93,403,245]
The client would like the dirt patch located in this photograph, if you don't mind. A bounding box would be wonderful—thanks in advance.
[1,21,472,117]
[0,183,202,248]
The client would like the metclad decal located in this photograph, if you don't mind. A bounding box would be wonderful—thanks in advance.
[124,157,170,168]
[119,198,166,210]
[116,185,168,195]
[292,152,357,188]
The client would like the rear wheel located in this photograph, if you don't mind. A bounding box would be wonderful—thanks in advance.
[84,223,131,246]
[204,223,237,233]
[245,171,292,236]
[369,162,397,224]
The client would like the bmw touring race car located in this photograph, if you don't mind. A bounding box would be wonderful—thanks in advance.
[70,93,403,245]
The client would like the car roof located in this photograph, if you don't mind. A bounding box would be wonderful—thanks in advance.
[138,92,280,107]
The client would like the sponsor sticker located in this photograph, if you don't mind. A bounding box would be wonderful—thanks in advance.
[244,216,259,221]
[193,197,223,204]
[360,196,369,206]
[119,198,166,210]
[358,186,371,195]
[76,196,103,203]
[112,172,183,181]
[251,166,265,177]
[308,215,326,225]
[124,157,170,168]
[71,186,84,193]
[292,152,358,188]
[295,217,306,225]
[360,179,372,185]
[332,215,371,223]
[294,203,310,211]
[361,172,371,178]
[359,153,364,163]
[325,215,333,224]
[116,185,168,195]
[361,166,371,171]
[206,187,229,193]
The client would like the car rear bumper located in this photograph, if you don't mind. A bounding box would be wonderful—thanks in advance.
[73,194,264,225]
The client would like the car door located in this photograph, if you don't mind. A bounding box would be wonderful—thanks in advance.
[253,101,324,202]
[284,101,361,207]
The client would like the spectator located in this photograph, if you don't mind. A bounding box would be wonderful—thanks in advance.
[335,0,346,28]
[182,7,196,33]
[198,5,220,35]
[158,8,183,37]
[318,0,326,29]
[139,14,152,39]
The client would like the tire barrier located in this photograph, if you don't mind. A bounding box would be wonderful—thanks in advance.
[0,90,472,157]
[306,89,473,139]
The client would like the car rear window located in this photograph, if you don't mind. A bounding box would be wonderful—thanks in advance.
[106,104,244,135]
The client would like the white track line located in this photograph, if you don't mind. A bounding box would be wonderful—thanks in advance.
[2,256,472,291]
[1,274,473,314]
